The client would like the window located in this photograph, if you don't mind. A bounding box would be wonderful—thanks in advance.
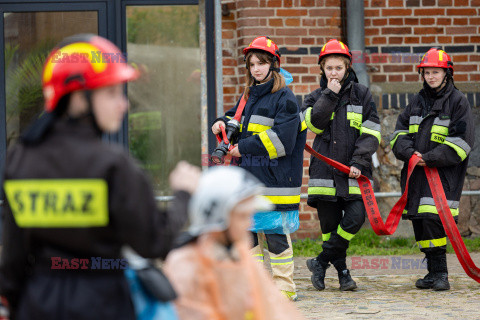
[126,5,201,195]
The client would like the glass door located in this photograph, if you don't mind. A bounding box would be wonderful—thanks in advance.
[125,4,201,195]
[1,2,107,151]
[0,2,107,239]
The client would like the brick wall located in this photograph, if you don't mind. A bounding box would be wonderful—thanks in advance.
[220,0,480,239]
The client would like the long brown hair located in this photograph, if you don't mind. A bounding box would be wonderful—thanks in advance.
[244,50,285,99]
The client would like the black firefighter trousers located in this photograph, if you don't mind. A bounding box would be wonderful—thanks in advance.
[316,199,365,271]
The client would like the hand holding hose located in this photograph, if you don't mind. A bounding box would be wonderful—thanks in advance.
[211,121,224,135]
[414,151,426,166]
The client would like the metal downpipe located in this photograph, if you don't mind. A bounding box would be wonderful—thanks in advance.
[346,0,369,88]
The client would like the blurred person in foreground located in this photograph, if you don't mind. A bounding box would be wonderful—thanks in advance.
[164,166,306,320]
[0,34,200,319]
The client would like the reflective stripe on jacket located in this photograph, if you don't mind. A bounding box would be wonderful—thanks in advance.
[0,120,189,318]
[301,80,380,207]
[216,79,307,211]
[391,81,474,220]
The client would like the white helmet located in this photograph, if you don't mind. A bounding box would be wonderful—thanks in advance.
[188,166,272,236]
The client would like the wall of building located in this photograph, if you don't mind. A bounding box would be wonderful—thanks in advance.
[220,0,480,239]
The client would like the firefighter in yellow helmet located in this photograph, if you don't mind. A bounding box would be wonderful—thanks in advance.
[0,34,200,319]
[391,48,474,290]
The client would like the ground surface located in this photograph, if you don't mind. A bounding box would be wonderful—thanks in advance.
[294,253,480,320]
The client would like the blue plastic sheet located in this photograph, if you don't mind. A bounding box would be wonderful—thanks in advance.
[250,210,299,234]
[124,268,178,320]
[279,68,293,85]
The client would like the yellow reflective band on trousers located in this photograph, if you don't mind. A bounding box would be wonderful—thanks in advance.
[337,225,355,241]
[4,179,108,228]
[304,107,324,135]
[322,232,331,242]
[417,237,447,249]
[270,255,294,266]
[253,253,264,262]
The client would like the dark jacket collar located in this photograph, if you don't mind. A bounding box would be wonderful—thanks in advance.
[419,80,454,115]
[52,117,102,139]
[249,78,274,98]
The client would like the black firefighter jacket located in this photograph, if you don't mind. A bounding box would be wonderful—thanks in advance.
[391,81,474,220]
[216,79,307,212]
[0,119,189,320]
[301,74,381,208]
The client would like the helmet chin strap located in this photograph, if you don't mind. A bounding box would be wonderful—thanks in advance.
[252,56,279,85]
[253,69,272,85]
[423,71,448,91]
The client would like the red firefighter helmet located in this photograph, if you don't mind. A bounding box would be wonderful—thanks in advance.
[42,34,139,112]
[318,39,352,65]
[243,36,281,65]
[417,48,454,75]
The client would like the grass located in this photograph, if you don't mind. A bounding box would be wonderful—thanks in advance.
[293,228,480,257]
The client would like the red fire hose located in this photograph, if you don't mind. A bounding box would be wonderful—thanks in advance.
[215,95,247,150]
[305,144,480,283]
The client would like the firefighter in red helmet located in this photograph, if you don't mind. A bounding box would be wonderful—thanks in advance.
[211,36,307,301]
[0,34,200,319]
[391,48,474,290]
[302,39,381,291]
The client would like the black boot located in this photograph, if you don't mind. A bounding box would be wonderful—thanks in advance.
[338,269,357,291]
[431,272,450,291]
[415,254,434,289]
[331,257,357,291]
[307,258,330,291]
[430,254,450,291]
